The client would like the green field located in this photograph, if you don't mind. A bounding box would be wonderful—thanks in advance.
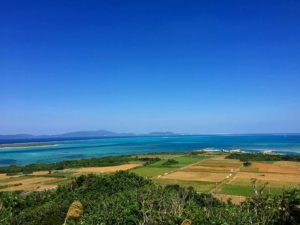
[131,154,208,177]
[220,184,284,196]
[230,178,300,189]
[197,160,241,168]
[239,166,259,172]
[149,155,208,168]
[130,167,176,177]
[153,179,215,192]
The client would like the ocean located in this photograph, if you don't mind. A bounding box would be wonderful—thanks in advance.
[0,134,300,166]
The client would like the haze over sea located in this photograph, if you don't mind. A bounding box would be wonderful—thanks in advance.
[0,134,300,166]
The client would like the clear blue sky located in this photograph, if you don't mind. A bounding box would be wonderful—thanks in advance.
[1,1,300,135]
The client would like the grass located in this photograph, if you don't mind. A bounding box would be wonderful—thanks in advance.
[231,178,300,188]
[196,159,242,168]
[182,168,231,173]
[239,166,260,172]
[130,167,176,178]
[220,184,285,197]
[254,161,276,164]
[149,155,208,168]
[0,184,10,189]
[153,179,215,192]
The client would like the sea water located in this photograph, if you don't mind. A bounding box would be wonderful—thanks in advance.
[0,134,300,166]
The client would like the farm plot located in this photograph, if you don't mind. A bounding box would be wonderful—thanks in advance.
[233,172,300,183]
[0,176,65,192]
[219,170,300,197]
[246,161,300,174]
[159,171,229,182]
[132,154,208,178]
[153,178,215,192]
[196,157,241,168]
[230,177,300,188]
[149,155,209,168]
[130,167,176,178]
[220,184,284,196]
[74,163,141,174]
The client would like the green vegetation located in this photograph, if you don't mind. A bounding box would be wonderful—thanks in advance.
[0,171,300,225]
[153,179,215,192]
[131,154,207,178]
[0,156,136,175]
[227,152,300,162]
[162,159,178,166]
[220,184,285,197]
[239,166,259,172]
[220,184,255,196]
[197,160,241,167]
[149,155,207,168]
[138,157,161,166]
[243,160,251,167]
[131,167,176,177]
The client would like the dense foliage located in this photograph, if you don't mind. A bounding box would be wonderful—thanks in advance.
[162,159,179,166]
[138,157,161,166]
[0,156,134,175]
[0,171,299,225]
[227,152,300,162]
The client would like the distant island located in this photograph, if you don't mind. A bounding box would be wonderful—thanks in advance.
[0,130,180,140]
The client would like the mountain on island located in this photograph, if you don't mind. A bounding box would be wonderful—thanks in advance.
[57,130,122,138]
[0,134,36,140]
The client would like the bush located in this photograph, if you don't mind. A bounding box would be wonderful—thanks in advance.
[226,153,300,162]
[243,161,252,167]
[162,159,178,166]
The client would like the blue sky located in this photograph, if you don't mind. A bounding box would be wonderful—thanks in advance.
[1,1,300,134]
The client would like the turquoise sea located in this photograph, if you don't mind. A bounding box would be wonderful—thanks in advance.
[0,135,300,166]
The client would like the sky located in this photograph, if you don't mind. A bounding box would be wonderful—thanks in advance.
[1,0,300,135]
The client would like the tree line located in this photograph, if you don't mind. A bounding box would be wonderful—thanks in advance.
[226,152,300,162]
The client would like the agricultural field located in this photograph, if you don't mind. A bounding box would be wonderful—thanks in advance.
[130,167,176,177]
[0,174,65,192]
[0,163,140,192]
[153,178,215,192]
[131,153,300,201]
[0,152,300,204]
[74,163,141,174]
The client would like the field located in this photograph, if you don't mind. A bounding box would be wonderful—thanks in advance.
[74,163,141,174]
[160,171,229,182]
[0,163,141,192]
[131,153,300,202]
[0,174,65,192]
[0,152,300,204]
[131,167,176,177]
[153,178,215,192]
